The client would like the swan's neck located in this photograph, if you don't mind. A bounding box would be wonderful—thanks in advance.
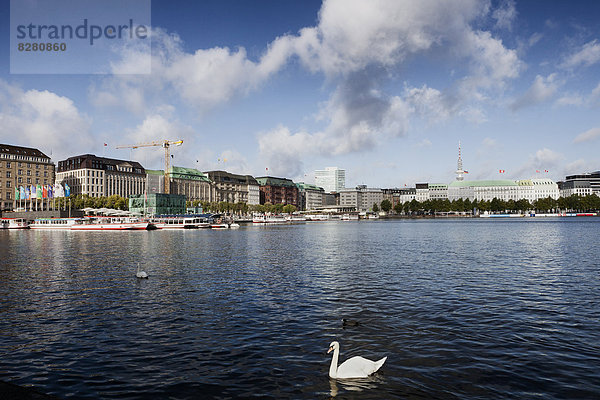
[329,348,339,378]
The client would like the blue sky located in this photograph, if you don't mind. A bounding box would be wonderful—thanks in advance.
[2,0,600,188]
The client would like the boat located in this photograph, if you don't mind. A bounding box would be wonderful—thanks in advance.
[151,216,211,229]
[285,215,307,223]
[0,218,29,229]
[29,218,82,230]
[341,214,359,221]
[306,214,330,221]
[252,214,287,224]
[70,216,150,230]
[228,223,240,229]
[210,223,229,229]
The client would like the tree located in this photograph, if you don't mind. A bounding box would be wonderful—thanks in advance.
[282,204,297,214]
[372,203,379,212]
[380,199,392,212]
[394,202,403,214]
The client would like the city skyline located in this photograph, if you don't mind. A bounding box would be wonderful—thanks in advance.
[1,1,600,188]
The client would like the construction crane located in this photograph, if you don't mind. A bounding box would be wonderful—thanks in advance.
[116,139,183,194]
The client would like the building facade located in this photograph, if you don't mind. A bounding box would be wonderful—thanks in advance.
[167,166,213,202]
[0,144,55,210]
[339,185,383,212]
[558,180,593,198]
[255,176,299,207]
[296,182,324,211]
[559,171,600,196]
[205,170,260,205]
[314,167,345,193]
[56,154,145,198]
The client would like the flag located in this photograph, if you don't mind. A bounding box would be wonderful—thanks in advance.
[544,169,548,172]
[48,185,53,199]
[31,185,37,199]
[64,183,70,197]
[37,184,43,199]
[104,143,108,146]
[464,170,469,173]
[536,170,540,173]
[25,186,30,200]
[42,185,48,199]
[499,170,505,173]
[15,187,19,200]
[20,186,25,200]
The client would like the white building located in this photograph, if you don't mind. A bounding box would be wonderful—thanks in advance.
[56,154,145,198]
[315,167,345,193]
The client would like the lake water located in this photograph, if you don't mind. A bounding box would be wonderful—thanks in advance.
[1,219,599,399]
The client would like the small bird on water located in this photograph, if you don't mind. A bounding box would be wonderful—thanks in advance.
[136,264,148,279]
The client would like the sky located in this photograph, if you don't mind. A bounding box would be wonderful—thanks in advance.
[1,0,600,188]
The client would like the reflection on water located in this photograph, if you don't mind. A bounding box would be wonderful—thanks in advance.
[1,219,600,399]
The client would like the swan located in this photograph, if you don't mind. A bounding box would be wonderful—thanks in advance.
[136,263,148,279]
[327,341,386,379]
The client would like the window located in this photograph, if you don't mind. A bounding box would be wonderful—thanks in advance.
[6,181,11,188]
[6,191,10,200]
[6,171,10,178]
[27,170,31,176]
[6,162,10,168]
[18,169,22,175]
[44,171,47,177]
[27,178,31,184]
[18,177,22,183]
[36,171,39,177]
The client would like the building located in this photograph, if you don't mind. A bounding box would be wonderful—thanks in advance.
[339,185,383,212]
[255,176,299,207]
[205,170,260,205]
[1,143,55,211]
[146,170,165,195]
[56,154,145,198]
[559,171,600,196]
[314,167,345,193]
[296,182,324,211]
[167,166,213,202]
[129,193,186,215]
[558,180,593,198]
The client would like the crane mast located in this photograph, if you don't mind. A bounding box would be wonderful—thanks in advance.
[115,139,183,194]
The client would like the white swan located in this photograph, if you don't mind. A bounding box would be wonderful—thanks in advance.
[136,263,148,279]
[327,341,386,379]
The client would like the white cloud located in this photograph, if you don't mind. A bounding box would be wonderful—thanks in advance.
[555,94,584,107]
[513,147,564,178]
[510,74,559,111]
[492,0,517,31]
[0,81,92,162]
[560,39,600,69]
[416,138,432,147]
[573,127,600,144]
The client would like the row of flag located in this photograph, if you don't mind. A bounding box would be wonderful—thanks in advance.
[14,183,70,201]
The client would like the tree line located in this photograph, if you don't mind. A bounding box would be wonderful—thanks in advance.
[376,194,600,215]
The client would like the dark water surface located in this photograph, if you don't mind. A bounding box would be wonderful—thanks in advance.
[1,219,599,399]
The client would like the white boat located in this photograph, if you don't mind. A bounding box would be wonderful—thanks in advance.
[151,216,210,229]
[210,223,229,229]
[229,223,240,229]
[306,214,330,221]
[70,216,150,230]
[285,215,307,223]
[0,218,29,229]
[29,218,82,230]
[252,214,287,223]
[341,214,359,221]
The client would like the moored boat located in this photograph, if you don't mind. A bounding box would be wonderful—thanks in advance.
[29,218,82,230]
[70,216,150,230]
[1,218,29,229]
[151,216,211,229]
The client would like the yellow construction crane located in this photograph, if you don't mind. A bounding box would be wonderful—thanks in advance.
[116,139,183,194]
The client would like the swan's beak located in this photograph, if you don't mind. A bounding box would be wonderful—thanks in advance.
[327,346,333,354]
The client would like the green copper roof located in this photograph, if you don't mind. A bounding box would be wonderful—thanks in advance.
[255,176,296,187]
[448,179,518,188]
[146,169,165,176]
[167,166,211,182]
[296,182,324,191]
